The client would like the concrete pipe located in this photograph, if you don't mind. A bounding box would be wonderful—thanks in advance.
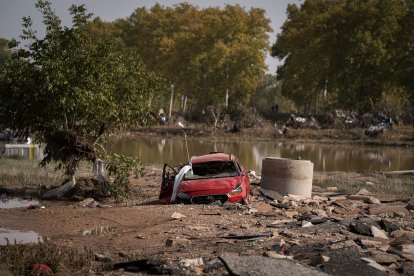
[261,157,314,198]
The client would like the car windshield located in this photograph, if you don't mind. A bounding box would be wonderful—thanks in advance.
[184,161,239,180]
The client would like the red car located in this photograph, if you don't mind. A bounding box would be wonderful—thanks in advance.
[159,153,250,204]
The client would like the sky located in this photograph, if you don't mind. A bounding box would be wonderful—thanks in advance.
[0,0,301,73]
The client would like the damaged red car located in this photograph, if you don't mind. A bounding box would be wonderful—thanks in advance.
[159,153,250,204]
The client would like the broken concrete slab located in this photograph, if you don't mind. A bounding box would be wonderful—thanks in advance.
[379,219,400,233]
[371,226,389,239]
[322,246,387,276]
[348,195,381,204]
[395,244,414,254]
[361,257,388,272]
[350,220,372,236]
[369,205,411,218]
[220,255,327,276]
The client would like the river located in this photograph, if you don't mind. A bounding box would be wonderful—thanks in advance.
[108,136,414,172]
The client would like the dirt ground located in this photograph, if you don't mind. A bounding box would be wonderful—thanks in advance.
[1,167,414,275]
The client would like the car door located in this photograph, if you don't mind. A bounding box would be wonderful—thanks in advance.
[159,164,177,204]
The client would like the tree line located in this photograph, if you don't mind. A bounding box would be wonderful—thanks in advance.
[272,0,414,120]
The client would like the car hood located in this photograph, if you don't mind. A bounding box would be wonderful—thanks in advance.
[179,176,241,195]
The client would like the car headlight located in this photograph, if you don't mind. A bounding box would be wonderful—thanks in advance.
[229,184,242,195]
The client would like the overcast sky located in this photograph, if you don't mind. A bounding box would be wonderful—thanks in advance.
[0,0,301,73]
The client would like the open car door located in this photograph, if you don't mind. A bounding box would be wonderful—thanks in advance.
[159,164,177,204]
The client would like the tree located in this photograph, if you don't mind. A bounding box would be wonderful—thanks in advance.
[117,4,272,118]
[0,1,164,179]
[0,38,12,70]
[273,0,407,113]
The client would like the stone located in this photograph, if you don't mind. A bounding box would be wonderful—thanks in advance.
[406,199,414,211]
[264,251,294,260]
[358,238,388,248]
[370,252,400,264]
[253,202,274,213]
[180,258,204,267]
[285,210,299,218]
[311,209,328,217]
[369,206,411,218]
[165,237,191,247]
[400,253,414,262]
[302,221,314,227]
[357,188,371,196]
[350,220,372,236]
[327,187,338,191]
[330,240,357,250]
[323,246,387,276]
[220,255,328,276]
[371,226,389,239]
[396,244,414,254]
[361,258,388,272]
[270,219,295,226]
[348,195,381,204]
[379,219,400,233]
[400,261,414,275]
[310,255,330,266]
[310,217,327,225]
[171,212,186,219]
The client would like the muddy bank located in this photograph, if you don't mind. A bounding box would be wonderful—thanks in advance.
[0,168,413,275]
[129,125,414,148]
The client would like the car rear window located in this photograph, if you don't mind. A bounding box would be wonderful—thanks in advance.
[184,161,239,180]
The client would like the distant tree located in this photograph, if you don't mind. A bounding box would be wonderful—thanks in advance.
[250,74,295,114]
[117,4,272,117]
[273,0,407,114]
[0,1,164,181]
[0,38,12,70]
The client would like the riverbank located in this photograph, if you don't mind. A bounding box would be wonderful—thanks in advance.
[130,124,414,148]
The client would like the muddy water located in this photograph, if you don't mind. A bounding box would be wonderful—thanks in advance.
[109,136,414,172]
[0,228,43,245]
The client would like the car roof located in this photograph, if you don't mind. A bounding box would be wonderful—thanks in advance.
[190,153,235,164]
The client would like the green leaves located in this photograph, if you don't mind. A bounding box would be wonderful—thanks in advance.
[273,0,412,114]
[0,0,164,176]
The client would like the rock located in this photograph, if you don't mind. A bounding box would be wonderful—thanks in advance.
[330,240,357,250]
[370,252,400,264]
[260,189,284,202]
[264,251,294,260]
[400,253,414,262]
[171,212,186,219]
[310,255,330,266]
[323,246,387,276]
[361,258,388,272]
[400,261,414,276]
[390,232,414,246]
[311,209,328,217]
[347,195,380,204]
[350,220,372,236]
[369,205,411,218]
[371,226,389,239]
[310,217,327,225]
[285,210,299,218]
[180,258,204,267]
[358,237,388,248]
[406,199,414,211]
[95,253,111,262]
[302,221,314,228]
[379,219,400,233]
[357,188,372,196]
[270,219,296,226]
[327,187,338,192]
[165,237,191,247]
[396,244,414,254]
[244,207,259,214]
[220,255,327,276]
[252,202,274,213]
